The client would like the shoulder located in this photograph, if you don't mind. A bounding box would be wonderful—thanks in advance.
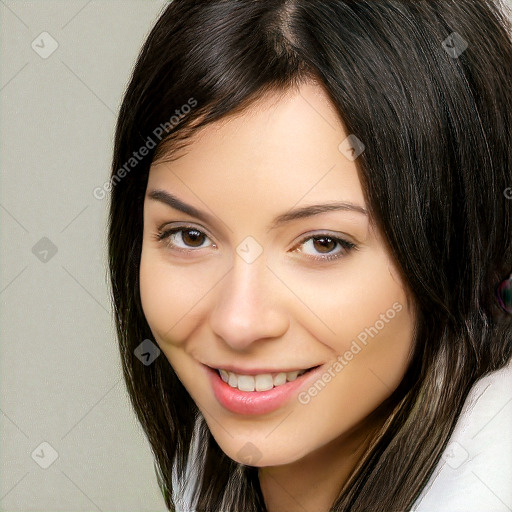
[412,361,512,512]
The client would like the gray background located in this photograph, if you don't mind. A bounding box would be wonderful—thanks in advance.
[1,1,169,511]
[1,1,511,511]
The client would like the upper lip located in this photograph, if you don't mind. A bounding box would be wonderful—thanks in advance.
[206,364,321,375]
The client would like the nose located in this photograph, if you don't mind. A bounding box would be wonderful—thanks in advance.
[209,255,289,351]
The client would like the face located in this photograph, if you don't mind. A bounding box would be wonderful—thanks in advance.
[139,82,416,467]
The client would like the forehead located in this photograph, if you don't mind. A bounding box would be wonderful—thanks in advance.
[147,83,366,218]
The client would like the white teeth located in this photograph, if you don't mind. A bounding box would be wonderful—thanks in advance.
[273,373,287,386]
[238,375,255,392]
[219,368,308,392]
[255,374,274,391]
[287,371,299,381]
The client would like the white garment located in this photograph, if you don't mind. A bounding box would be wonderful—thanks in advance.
[412,361,512,512]
[173,362,512,512]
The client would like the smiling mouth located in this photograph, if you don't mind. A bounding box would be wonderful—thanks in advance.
[215,366,320,392]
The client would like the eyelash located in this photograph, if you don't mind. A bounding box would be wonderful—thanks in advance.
[154,225,357,262]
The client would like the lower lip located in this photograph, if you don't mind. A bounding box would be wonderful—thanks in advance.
[205,364,323,415]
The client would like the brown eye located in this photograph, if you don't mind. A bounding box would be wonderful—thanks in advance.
[157,226,214,251]
[293,233,356,262]
[181,229,205,247]
[312,236,337,253]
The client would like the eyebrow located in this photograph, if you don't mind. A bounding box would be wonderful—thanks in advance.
[147,189,368,230]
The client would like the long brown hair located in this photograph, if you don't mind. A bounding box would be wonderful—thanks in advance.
[108,1,512,510]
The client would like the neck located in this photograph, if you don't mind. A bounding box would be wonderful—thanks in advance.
[258,405,392,512]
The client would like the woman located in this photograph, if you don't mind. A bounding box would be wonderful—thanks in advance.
[107,1,512,510]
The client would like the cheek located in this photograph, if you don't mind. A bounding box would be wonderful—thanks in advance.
[291,263,414,434]
[279,251,414,378]
[296,262,413,457]
[139,245,212,345]
[338,270,414,394]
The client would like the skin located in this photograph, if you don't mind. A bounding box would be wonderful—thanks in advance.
[139,82,416,512]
